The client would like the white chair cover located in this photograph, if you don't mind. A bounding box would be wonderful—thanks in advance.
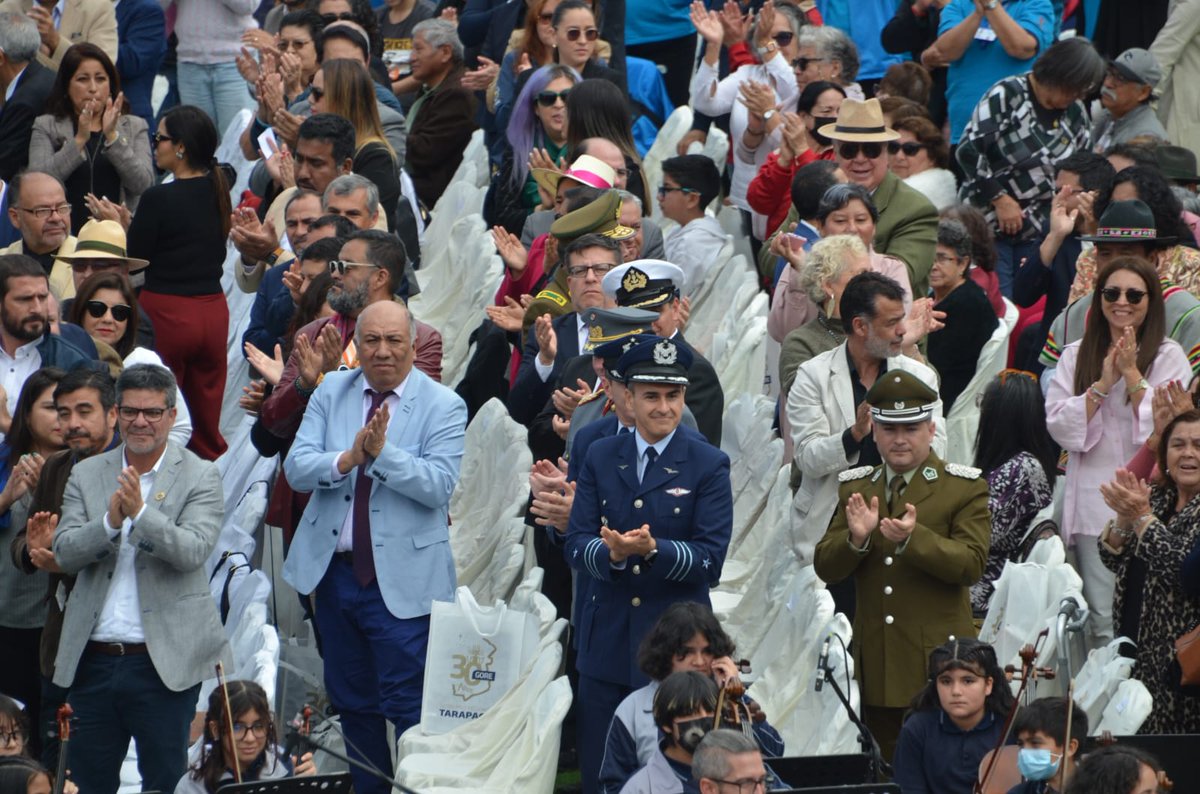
[1095,678,1153,735]
[1074,637,1137,732]
[944,297,1018,464]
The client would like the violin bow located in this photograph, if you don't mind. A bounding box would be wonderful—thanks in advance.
[975,629,1049,794]
[216,663,243,784]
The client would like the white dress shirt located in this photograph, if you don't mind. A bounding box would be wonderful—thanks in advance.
[534,314,588,382]
[329,377,408,552]
[634,428,675,483]
[91,450,166,643]
[0,340,42,443]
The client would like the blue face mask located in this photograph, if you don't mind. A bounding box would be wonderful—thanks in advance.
[1017,748,1062,781]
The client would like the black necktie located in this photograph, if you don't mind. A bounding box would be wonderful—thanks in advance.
[352,389,391,586]
[888,474,905,513]
[642,448,658,483]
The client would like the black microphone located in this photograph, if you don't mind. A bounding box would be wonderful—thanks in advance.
[815,638,830,692]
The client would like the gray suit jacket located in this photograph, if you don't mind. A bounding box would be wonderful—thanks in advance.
[28,113,155,213]
[52,442,231,691]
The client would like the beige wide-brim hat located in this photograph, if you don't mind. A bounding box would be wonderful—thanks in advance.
[818,98,901,143]
[55,219,149,272]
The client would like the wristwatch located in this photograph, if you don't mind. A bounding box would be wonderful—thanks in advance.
[983,0,998,9]
[762,109,778,123]
[757,40,778,57]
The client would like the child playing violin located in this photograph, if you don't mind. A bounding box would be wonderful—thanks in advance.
[892,638,1015,794]
[175,681,315,794]
[1007,697,1087,794]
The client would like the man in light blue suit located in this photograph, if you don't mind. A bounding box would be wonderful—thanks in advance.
[284,299,467,794]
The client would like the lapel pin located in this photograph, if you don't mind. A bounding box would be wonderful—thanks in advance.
[154,491,166,501]
[922,467,938,482]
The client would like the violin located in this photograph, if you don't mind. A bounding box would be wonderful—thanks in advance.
[975,632,1052,794]
[51,704,71,794]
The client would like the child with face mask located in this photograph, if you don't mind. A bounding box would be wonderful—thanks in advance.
[617,671,718,794]
[892,638,1016,794]
[1007,697,1088,794]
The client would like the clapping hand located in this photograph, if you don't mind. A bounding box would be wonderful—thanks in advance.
[237,46,262,85]
[1099,468,1152,530]
[844,492,879,548]
[737,80,777,119]
[534,313,557,365]
[294,324,343,390]
[362,402,389,459]
[552,378,592,420]
[108,465,143,528]
[86,194,132,228]
[600,523,654,562]
[244,342,285,385]
[531,479,575,529]
[26,511,60,572]
[491,226,529,274]
[485,295,533,332]
[689,0,724,44]
[461,56,499,90]
[101,93,124,143]
[229,206,278,261]
[239,379,267,416]
[1113,325,1139,378]
[1048,191,1079,239]
[879,503,917,544]
[718,0,750,43]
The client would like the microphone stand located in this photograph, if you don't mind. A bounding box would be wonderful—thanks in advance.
[288,730,424,794]
[820,660,892,783]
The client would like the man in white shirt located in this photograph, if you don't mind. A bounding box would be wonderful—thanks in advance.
[659,155,727,296]
[52,364,229,794]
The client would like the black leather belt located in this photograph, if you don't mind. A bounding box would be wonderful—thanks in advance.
[86,641,148,656]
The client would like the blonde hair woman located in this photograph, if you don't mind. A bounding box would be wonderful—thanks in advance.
[310,58,401,230]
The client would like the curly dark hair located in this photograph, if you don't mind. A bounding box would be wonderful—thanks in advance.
[1106,165,1196,248]
[637,602,736,681]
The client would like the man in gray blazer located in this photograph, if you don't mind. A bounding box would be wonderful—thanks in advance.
[284,299,467,794]
[52,364,229,794]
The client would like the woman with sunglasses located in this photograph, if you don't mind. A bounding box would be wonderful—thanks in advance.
[745,80,846,239]
[69,272,194,445]
[689,0,803,245]
[484,64,581,236]
[794,24,863,99]
[970,369,1056,613]
[887,116,955,211]
[1046,256,1191,647]
[547,1,617,84]
[309,59,400,231]
[176,680,315,794]
[28,44,154,237]
[128,105,229,461]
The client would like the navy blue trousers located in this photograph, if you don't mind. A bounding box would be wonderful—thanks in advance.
[315,556,430,794]
[66,652,199,794]
[577,674,634,794]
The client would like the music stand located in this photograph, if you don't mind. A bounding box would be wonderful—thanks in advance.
[819,660,891,782]
[769,755,871,788]
[774,785,902,794]
[216,774,354,794]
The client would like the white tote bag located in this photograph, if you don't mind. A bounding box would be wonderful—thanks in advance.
[420,586,540,734]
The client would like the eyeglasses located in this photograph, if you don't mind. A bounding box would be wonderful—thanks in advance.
[791,56,828,71]
[710,777,767,793]
[837,142,884,160]
[771,31,794,47]
[117,405,168,422]
[1100,286,1147,305]
[566,262,616,278]
[17,204,71,220]
[657,186,697,197]
[320,11,354,23]
[536,89,571,107]
[888,141,925,156]
[153,133,175,145]
[310,86,325,101]
[328,259,381,275]
[231,722,268,739]
[933,252,960,265]
[277,37,312,51]
[563,27,599,42]
[84,300,132,322]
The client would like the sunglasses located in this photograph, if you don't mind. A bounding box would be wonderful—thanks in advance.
[564,27,599,42]
[328,259,381,275]
[153,133,175,144]
[888,141,925,156]
[791,56,828,71]
[771,31,794,47]
[837,141,884,160]
[320,11,354,23]
[536,89,571,107]
[85,300,132,322]
[1100,286,1147,305]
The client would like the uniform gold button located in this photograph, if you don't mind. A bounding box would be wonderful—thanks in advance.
[632,565,641,575]
[631,597,642,607]
[884,556,894,566]
[634,499,644,508]
[884,586,893,595]
[884,615,894,625]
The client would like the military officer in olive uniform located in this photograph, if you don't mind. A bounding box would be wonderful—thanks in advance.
[565,335,733,794]
[814,370,991,761]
